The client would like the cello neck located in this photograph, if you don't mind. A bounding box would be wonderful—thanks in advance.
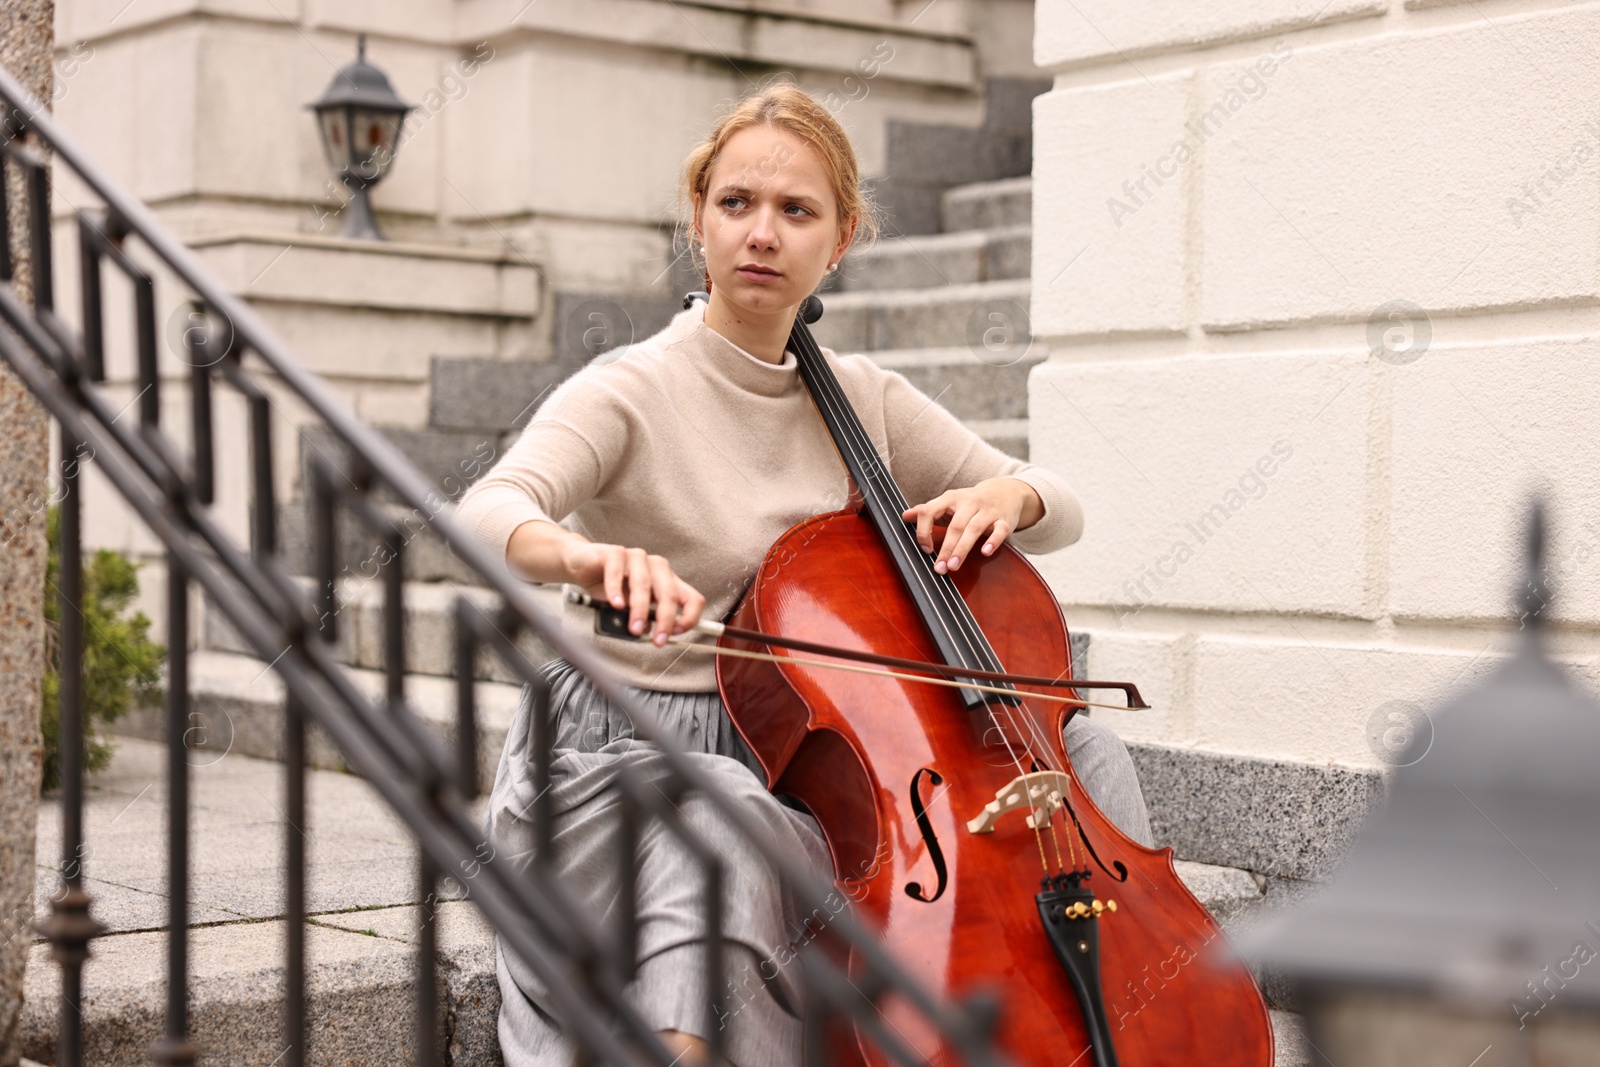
[784,306,1012,710]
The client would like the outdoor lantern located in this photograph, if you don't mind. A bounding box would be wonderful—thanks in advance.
[1245,504,1600,1067]
[306,33,414,240]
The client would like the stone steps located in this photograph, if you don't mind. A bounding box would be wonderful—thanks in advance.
[114,650,526,794]
[837,223,1032,292]
[943,175,1033,232]
[866,344,1045,421]
[807,277,1034,356]
[965,417,1030,459]
[395,175,1042,548]
[24,739,1312,1066]
[22,739,494,1066]
[199,578,564,686]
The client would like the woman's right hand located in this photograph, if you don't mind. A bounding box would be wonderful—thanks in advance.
[561,539,707,647]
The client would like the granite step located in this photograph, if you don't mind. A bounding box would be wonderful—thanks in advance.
[113,649,526,794]
[942,175,1033,233]
[807,277,1033,356]
[864,78,1044,235]
[866,345,1046,423]
[23,738,495,1066]
[278,496,495,588]
[24,739,1311,1066]
[966,417,1031,460]
[838,224,1031,292]
[199,578,564,687]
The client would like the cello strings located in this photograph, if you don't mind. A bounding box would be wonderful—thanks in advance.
[793,317,1089,875]
[796,324,1024,699]
[791,319,1051,785]
[793,328,1003,693]
[794,328,1034,739]
[1048,806,1069,872]
[794,323,1068,768]
[792,320,1068,873]
[795,330,994,679]
[795,328,1046,719]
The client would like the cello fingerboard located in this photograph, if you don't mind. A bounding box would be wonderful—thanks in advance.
[785,299,1011,711]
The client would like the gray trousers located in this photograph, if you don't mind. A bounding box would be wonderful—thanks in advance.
[484,659,1153,1066]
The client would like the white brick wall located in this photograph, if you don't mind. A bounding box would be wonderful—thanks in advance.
[1390,337,1600,626]
[1032,351,1373,619]
[1032,1,1600,769]
[1201,9,1600,328]
[1035,0,1384,69]
[1031,72,1191,336]
[1187,638,1581,765]
[1080,629,1184,742]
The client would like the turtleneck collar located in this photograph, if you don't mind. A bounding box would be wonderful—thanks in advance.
[668,299,799,399]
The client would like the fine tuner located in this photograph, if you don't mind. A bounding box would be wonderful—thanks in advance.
[1062,900,1117,919]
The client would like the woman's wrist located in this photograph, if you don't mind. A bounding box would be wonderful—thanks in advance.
[507,519,584,584]
[984,477,1045,531]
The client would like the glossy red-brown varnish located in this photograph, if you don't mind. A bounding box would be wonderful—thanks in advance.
[717,509,1274,1066]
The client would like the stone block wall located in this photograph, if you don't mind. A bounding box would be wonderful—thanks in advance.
[1029,1,1600,769]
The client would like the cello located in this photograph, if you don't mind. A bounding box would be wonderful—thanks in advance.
[701,292,1275,1065]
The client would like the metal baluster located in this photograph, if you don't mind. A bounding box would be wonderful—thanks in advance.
[530,672,551,860]
[284,691,307,1067]
[0,141,13,283]
[417,852,440,1067]
[310,460,337,644]
[24,142,49,312]
[152,553,197,1065]
[40,417,104,1067]
[134,272,157,427]
[188,312,213,505]
[617,775,640,991]
[703,857,725,1064]
[802,984,827,1067]
[75,212,103,382]
[248,387,274,558]
[383,529,403,707]
[453,599,479,798]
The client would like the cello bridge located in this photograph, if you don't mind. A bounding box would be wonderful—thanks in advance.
[966,770,1074,834]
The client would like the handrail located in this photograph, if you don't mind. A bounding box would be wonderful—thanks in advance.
[0,60,1011,1065]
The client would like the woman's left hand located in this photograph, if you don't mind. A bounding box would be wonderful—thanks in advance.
[902,477,1044,574]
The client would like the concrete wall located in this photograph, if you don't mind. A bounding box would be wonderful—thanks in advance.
[1030,1,1600,770]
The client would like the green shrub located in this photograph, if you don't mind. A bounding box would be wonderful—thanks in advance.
[40,506,166,793]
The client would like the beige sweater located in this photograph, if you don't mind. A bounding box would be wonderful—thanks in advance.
[454,300,1085,691]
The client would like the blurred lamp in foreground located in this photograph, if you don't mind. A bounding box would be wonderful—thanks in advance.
[306,33,414,240]
[1246,504,1600,1067]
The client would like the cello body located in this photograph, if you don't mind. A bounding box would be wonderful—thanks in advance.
[716,508,1275,1066]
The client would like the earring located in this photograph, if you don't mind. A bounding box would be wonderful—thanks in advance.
[827,263,837,272]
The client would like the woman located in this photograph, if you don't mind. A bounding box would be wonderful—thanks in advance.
[456,81,1153,1067]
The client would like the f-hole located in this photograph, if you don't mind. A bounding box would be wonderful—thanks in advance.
[904,767,948,903]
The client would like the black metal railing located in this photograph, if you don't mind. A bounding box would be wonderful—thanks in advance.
[0,63,1011,1065]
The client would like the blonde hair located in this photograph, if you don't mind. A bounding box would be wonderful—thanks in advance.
[677,78,882,291]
